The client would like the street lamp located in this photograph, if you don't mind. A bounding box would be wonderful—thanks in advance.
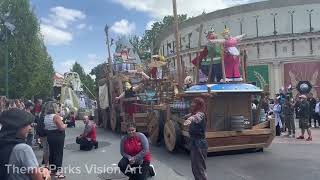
[270,13,278,35]
[307,9,314,32]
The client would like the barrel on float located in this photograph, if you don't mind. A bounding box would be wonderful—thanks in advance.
[230,115,245,131]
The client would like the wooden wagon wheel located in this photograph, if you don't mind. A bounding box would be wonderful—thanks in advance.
[147,111,159,145]
[110,108,117,132]
[164,120,181,152]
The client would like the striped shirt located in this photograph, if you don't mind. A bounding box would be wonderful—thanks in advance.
[44,114,58,130]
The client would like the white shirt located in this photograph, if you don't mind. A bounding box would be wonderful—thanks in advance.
[316,102,320,114]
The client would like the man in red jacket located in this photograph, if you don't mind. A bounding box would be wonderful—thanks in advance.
[76,116,98,150]
[118,122,155,180]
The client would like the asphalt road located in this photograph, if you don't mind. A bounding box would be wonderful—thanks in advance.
[34,121,320,180]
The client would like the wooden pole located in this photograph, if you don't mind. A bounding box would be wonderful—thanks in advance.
[172,0,183,89]
[220,45,226,81]
[105,25,113,129]
[196,24,204,84]
[208,57,214,83]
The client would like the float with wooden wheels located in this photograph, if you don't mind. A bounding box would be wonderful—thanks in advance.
[161,83,275,153]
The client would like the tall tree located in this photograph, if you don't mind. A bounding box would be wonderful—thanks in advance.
[0,0,54,99]
[139,15,187,55]
[71,62,95,99]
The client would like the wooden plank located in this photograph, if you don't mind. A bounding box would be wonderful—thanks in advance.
[206,134,270,147]
[133,113,148,118]
[207,143,267,153]
[252,120,270,129]
[181,129,272,138]
[206,129,273,138]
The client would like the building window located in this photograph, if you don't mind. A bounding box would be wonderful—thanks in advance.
[283,47,287,53]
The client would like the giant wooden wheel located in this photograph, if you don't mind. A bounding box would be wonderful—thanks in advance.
[164,120,181,152]
[147,111,159,145]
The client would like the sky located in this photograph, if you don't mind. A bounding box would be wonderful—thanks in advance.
[30,0,262,76]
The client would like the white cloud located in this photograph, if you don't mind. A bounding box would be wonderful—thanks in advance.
[40,24,73,46]
[57,59,76,74]
[112,0,262,18]
[48,6,86,29]
[84,54,101,75]
[145,20,156,30]
[110,19,136,35]
[77,23,86,29]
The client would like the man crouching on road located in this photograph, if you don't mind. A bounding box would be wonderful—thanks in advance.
[0,109,50,180]
[76,115,98,151]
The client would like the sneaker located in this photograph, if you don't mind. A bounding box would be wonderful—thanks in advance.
[149,164,156,177]
[306,137,312,141]
[94,142,98,149]
[296,136,304,139]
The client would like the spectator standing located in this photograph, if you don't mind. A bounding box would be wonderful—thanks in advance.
[297,95,312,141]
[307,93,317,127]
[43,101,66,178]
[315,98,320,128]
[25,101,35,146]
[273,98,283,136]
[283,97,295,137]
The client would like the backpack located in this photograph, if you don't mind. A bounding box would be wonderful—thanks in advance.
[35,114,46,137]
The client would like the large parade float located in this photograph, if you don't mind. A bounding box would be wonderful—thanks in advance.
[97,21,275,153]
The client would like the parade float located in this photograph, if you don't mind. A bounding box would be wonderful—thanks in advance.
[98,25,275,153]
[145,27,276,153]
[53,72,96,119]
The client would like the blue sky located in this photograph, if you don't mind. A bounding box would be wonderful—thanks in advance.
[30,0,260,75]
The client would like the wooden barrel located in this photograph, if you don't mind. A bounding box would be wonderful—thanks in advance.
[164,120,181,152]
[147,111,159,145]
[230,115,244,131]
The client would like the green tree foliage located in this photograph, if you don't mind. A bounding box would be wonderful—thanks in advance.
[70,62,96,99]
[139,15,187,54]
[0,0,54,99]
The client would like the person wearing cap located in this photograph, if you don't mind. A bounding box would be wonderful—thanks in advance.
[297,94,312,141]
[25,100,35,146]
[0,109,50,180]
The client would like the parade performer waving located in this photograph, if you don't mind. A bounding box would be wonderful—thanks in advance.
[209,27,246,82]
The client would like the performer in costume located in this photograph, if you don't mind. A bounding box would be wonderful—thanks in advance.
[209,27,246,82]
[115,82,143,120]
[192,28,222,82]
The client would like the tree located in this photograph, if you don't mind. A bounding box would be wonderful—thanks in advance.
[139,15,188,55]
[71,62,95,99]
[0,0,54,99]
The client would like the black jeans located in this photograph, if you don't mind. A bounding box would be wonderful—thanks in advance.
[47,130,65,172]
[76,137,93,151]
[118,157,150,180]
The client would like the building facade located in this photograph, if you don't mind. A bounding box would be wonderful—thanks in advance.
[156,0,320,97]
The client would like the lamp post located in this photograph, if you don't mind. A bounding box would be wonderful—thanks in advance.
[307,9,314,32]
[4,28,8,98]
[104,24,113,127]
[1,17,15,98]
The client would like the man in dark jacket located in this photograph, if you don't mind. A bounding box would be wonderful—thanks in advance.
[296,95,312,141]
[283,97,295,137]
[308,93,317,127]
